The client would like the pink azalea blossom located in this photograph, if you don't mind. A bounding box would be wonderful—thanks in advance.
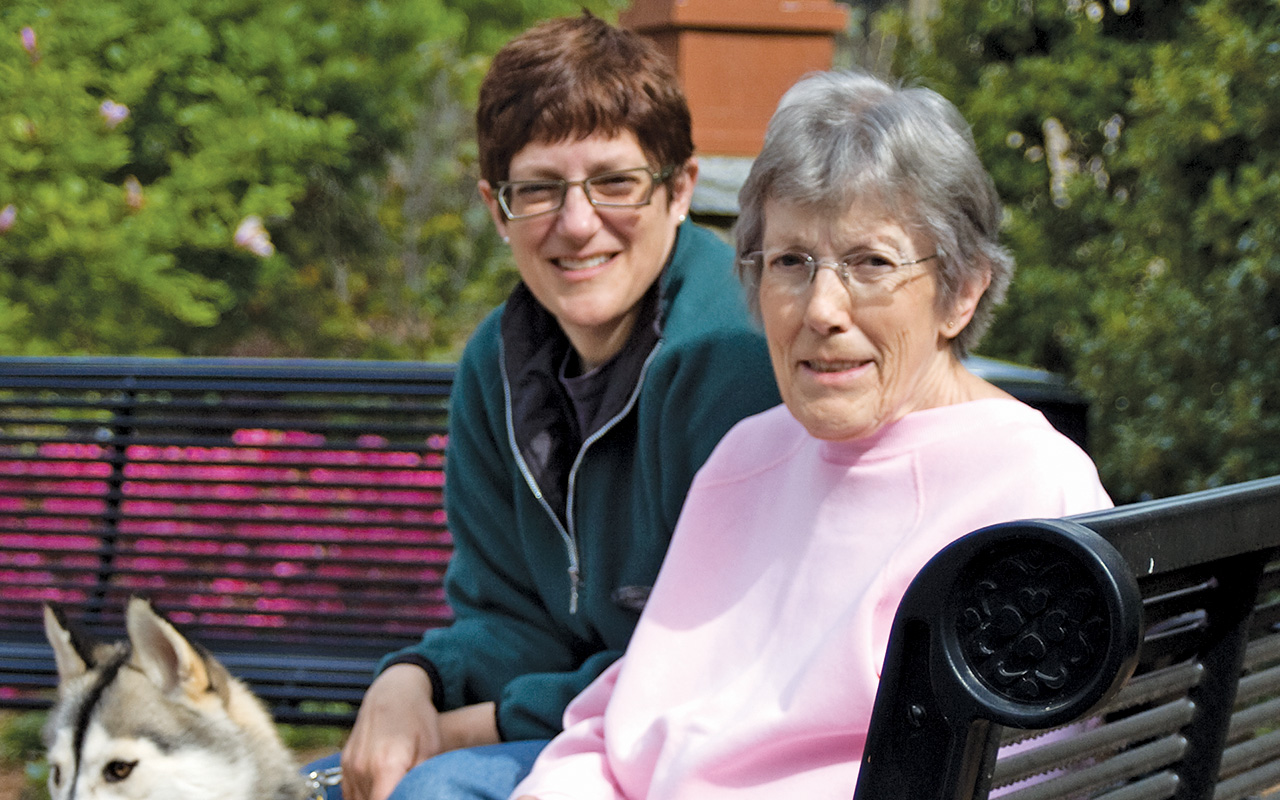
[1,431,451,635]
[233,215,275,257]
[124,176,144,210]
[0,205,14,233]
[99,100,130,129]
[20,27,36,56]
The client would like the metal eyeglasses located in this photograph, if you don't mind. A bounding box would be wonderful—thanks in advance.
[496,165,675,220]
[742,249,942,296]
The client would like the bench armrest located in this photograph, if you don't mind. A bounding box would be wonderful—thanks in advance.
[855,520,1143,800]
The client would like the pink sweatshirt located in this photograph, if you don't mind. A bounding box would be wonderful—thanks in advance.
[513,399,1112,800]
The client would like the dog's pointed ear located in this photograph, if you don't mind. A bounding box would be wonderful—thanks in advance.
[43,604,92,683]
[126,596,213,702]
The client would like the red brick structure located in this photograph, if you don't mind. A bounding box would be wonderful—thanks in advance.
[620,0,849,158]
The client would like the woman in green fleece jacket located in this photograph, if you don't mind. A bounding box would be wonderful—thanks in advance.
[324,12,780,800]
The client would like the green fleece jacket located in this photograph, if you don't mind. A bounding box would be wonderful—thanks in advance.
[380,222,780,741]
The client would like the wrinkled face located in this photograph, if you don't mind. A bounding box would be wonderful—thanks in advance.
[758,196,964,441]
[480,129,694,368]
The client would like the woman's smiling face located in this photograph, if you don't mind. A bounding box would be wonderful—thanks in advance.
[480,130,693,369]
[758,196,968,441]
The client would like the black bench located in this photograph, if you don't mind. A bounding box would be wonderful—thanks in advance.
[0,356,454,725]
[0,354,1087,728]
[856,474,1280,800]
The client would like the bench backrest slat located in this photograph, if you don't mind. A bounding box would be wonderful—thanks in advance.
[0,356,457,725]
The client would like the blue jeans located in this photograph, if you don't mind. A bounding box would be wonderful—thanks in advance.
[303,740,549,800]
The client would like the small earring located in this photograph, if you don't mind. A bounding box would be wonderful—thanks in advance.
[502,235,510,244]
[678,214,687,223]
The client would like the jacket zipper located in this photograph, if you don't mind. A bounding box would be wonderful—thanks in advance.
[501,338,663,614]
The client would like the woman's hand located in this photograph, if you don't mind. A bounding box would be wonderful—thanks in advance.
[341,664,443,800]
[340,664,502,800]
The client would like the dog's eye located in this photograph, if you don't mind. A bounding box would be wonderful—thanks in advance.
[103,760,137,782]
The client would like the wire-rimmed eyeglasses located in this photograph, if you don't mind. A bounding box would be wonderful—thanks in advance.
[496,165,675,220]
[741,249,942,296]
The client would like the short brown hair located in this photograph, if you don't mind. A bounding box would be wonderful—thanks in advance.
[476,12,694,186]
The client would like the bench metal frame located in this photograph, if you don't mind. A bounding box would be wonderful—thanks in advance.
[0,356,455,724]
[857,475,1280,800]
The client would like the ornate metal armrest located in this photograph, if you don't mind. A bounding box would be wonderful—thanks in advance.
[854,520,1143,800]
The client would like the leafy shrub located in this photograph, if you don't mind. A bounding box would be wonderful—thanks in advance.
[890,0,1280,500]
[0,1,626,359]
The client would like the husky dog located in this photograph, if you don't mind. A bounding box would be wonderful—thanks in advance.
[43,597,309,800]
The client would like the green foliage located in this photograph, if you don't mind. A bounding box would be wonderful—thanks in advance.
[890,0,1280,500]
[277,721,348,752]
[1,0,453,354]
[0,711,43,764]
[457,0,630,53]
[1,0,624,360]
[0,711,47,800]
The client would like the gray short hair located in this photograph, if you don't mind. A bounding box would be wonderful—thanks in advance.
[735,70,1013,357]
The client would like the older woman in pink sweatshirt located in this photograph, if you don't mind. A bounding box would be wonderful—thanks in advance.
[511,69,1111,800]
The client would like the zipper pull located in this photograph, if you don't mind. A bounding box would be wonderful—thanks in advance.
[568,565,581,614]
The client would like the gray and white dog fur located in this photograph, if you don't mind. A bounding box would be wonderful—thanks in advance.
[43,596,308,800]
